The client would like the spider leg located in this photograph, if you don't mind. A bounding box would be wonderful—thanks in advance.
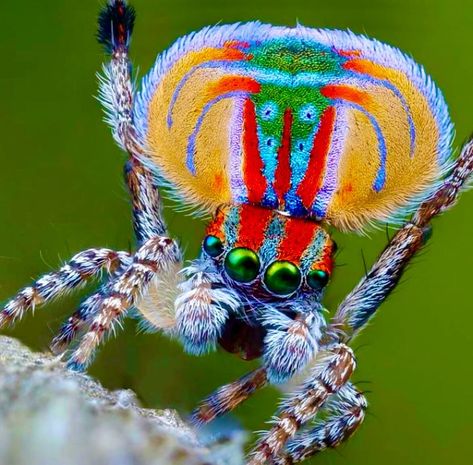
[191,368,268,425]
[50,278,121,354]
[125,159,167,244]
[247,343,355,465]
[98,1,167,247]
[97,0,136,156]
[191,300,325,423]
[0,249,131,329]
[66,235,181,371]
[330,136,473,342]
[50,163,177,352]
[277,383,367,465]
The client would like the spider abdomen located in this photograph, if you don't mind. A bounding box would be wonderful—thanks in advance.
[135,23,453,231]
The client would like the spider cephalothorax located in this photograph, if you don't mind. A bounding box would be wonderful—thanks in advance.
[203,204,334,298]
[1,2,472,465]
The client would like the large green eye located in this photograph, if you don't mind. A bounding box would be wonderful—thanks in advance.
[307,269,329,290]
[224,248,260,283]
[264,261,301,296]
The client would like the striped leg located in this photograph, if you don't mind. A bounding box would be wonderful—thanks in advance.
[98,1,166,247]
[125,159,167,244]
[278,383,367,465]
[330,136,473,343]
[192,368,268,425]
[191,303,324,425]
[51,280,122,354]
[248,343,355,465]
[98,0,136,154]
[67,235,181,371]
[0,249,131,329]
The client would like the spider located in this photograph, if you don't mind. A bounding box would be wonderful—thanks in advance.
[1,1,472,464]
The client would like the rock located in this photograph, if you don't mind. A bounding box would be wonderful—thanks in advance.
[0,336,245,465]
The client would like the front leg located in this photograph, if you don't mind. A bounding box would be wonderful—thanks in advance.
[248,343,356,465]
[99,0,166,246]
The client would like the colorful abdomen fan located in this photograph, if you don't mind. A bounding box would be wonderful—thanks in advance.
[134,23,453,231]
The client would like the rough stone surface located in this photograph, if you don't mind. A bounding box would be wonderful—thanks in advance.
[0,336,245,465]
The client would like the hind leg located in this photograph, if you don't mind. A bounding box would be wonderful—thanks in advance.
[278,383,367,465]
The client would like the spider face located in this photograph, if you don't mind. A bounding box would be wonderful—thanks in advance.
[203,204,335,299]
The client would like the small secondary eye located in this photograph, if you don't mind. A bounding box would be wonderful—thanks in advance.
[307,269,330,290]
[203,235,224,257]
[224,248,260,283]
[264,261,301,296]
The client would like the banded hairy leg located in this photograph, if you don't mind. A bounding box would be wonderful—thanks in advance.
[277,383,367,465]
[0,249,131,329]
[330,136,473,342]
[2,1,183,370]
[58,0,183,368]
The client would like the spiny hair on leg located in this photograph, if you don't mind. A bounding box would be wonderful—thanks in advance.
[174,258,242,356]
[50,249,132,353]
[124,159,168,244]
[282,384,367,464]
[260,302,325,385]
[51,292,108,354]
[191,368,268,426]
[249,344,356,465]
[97,1,137,151]
[66,236,181,371]
[0,249,130,328]
[279,344,356,412]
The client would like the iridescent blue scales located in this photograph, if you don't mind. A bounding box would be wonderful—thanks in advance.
[1,2,472,465]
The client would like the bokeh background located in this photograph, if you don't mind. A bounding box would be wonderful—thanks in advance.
[1,0,472,463]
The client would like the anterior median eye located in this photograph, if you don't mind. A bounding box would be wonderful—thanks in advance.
[224,248,260,283]
[307,269,330,290]
[264,261,301,296]
[203,235,224,257]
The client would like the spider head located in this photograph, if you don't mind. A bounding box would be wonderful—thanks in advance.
[202,204,335,300]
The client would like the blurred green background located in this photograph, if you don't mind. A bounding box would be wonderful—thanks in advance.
[0,0,472,463]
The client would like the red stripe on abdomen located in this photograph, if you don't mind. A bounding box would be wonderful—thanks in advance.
[273,108,293,208]
[321,84,370,106]
[296,106,336,210]
[242,99,267,203]
[209,76,260,96]
[235,205,273,251]
[278,217,319,264]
